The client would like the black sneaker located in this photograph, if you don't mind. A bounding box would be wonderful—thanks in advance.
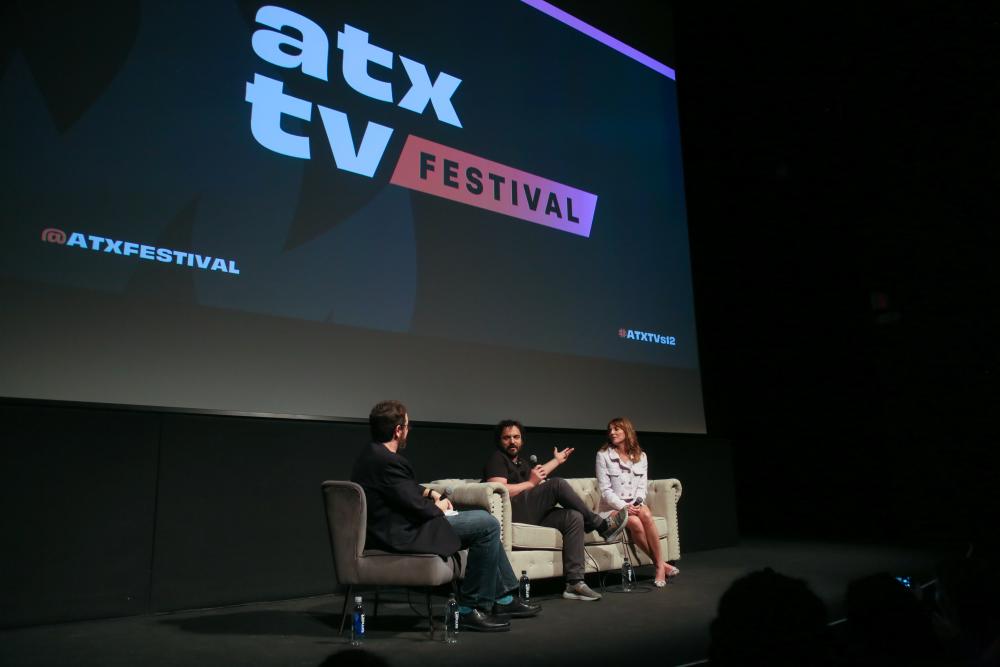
[598,507,629,542]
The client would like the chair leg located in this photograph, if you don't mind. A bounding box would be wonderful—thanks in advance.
[339,585,353,636]
[426,587,436,640]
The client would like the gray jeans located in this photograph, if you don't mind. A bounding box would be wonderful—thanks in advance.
[510,478,603,581]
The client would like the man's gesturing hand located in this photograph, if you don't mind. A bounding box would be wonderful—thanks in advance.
[553,446,575,464]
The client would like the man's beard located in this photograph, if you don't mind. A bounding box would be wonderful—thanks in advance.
[398,434,408,450]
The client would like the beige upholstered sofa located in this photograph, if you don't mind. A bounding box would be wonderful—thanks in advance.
[427,478,682,581]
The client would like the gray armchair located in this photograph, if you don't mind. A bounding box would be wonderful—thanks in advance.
[320,481,467,636]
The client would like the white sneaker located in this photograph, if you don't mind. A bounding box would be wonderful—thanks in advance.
[563,581,602,601]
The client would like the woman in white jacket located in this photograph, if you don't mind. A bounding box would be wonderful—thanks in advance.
[596,417,679,586]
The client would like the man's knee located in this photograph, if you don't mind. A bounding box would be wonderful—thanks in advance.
[552,477,579,501]
[550,477,576,503]
[467,509,500,536]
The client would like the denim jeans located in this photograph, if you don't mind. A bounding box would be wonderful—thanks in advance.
[445,509,518,611]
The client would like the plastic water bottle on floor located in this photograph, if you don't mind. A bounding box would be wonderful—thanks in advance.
[519,570,531,602]
[444,594,459,644]
[621,558,635,592]
[350,595,365,646]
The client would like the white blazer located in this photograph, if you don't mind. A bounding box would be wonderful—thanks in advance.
[595,447,649,512]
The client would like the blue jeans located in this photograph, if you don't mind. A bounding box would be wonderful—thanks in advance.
[445,509,518,611]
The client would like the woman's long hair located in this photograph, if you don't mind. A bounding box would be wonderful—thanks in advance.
[600,417,643,462]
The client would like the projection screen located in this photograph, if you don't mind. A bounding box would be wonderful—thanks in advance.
[0,0,704,432]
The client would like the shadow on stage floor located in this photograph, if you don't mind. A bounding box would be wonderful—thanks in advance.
[0,538,955,667]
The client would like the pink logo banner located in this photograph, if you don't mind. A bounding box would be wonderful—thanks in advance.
[390,135,598,238]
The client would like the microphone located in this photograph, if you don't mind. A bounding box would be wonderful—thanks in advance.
[633,497,644,506]
[528,454,547,484]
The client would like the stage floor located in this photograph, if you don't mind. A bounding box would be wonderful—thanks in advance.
[0,538,953,667]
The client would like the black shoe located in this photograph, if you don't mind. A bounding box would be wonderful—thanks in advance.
[459,608,511,632]
[494,599,541,618]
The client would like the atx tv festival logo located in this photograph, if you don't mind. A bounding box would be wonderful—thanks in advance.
[619,327,676,346]
[40,228,241,275]
[244,5,599,238]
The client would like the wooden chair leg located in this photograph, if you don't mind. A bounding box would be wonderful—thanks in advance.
[426,588,435,639]
[339,585,353,635]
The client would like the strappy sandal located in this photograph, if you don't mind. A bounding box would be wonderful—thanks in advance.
[654,563,680,586]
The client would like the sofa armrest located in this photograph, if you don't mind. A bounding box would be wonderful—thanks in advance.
[647,478,683,560]
[424,481,513,550]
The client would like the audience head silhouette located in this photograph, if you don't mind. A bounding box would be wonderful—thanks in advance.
[844,571,940,664]
[709,567,830,666]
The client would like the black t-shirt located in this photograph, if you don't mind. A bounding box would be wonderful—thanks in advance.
[482,448,531,484]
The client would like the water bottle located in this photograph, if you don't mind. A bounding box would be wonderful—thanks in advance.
[350,595,365,646]
[444,594,459,644]
[518,570,531,602]
[621,558,635,592]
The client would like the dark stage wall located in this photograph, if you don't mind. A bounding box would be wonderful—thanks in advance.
[0,400,736,629]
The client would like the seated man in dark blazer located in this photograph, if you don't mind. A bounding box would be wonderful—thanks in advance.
[351,400,539,631]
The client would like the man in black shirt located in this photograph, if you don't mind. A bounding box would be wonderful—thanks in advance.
[483,419,628,601]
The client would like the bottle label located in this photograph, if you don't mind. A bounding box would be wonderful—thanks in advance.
[353,612,365,635]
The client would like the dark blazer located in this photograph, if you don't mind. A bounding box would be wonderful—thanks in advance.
[350,442,461,556]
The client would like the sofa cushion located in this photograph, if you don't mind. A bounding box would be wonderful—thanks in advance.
[510,515,668,550]
[565,478,601,510]
[510,522,563,550]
